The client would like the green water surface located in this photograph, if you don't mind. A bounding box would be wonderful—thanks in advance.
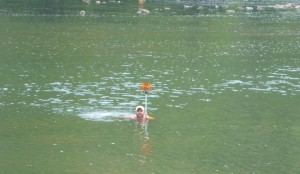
[1,2,300,174]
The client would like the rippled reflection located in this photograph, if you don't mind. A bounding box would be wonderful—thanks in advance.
[134,121,152,164]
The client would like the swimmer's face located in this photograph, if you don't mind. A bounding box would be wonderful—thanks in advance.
[136,108,144,117]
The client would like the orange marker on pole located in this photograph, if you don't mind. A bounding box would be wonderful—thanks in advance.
[141,83,151,114]
[141,83,151,92]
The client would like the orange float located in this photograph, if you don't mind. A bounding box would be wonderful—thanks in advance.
[141,83,151,92]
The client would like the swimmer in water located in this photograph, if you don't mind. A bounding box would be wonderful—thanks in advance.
[125,106,154,120]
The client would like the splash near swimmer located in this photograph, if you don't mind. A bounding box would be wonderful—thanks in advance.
[79,111,131,122]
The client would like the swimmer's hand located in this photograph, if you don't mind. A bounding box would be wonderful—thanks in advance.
[146,115,155,120]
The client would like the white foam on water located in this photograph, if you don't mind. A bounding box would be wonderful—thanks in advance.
[79,111,131,122]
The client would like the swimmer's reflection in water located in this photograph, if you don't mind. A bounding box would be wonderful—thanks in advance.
[135,116,152,163]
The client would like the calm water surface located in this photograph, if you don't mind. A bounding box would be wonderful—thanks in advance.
[1,6,300,174]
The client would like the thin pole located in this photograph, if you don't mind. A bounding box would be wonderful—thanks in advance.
[145,91,148,114]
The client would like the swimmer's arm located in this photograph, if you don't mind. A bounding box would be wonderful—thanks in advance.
[123,115,155,120]
[123,115,135,119]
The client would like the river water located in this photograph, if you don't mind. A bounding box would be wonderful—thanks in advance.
[1,3,300,174]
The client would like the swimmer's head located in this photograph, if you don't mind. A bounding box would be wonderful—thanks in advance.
[135,106,144,112]
[135,106,145,118]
